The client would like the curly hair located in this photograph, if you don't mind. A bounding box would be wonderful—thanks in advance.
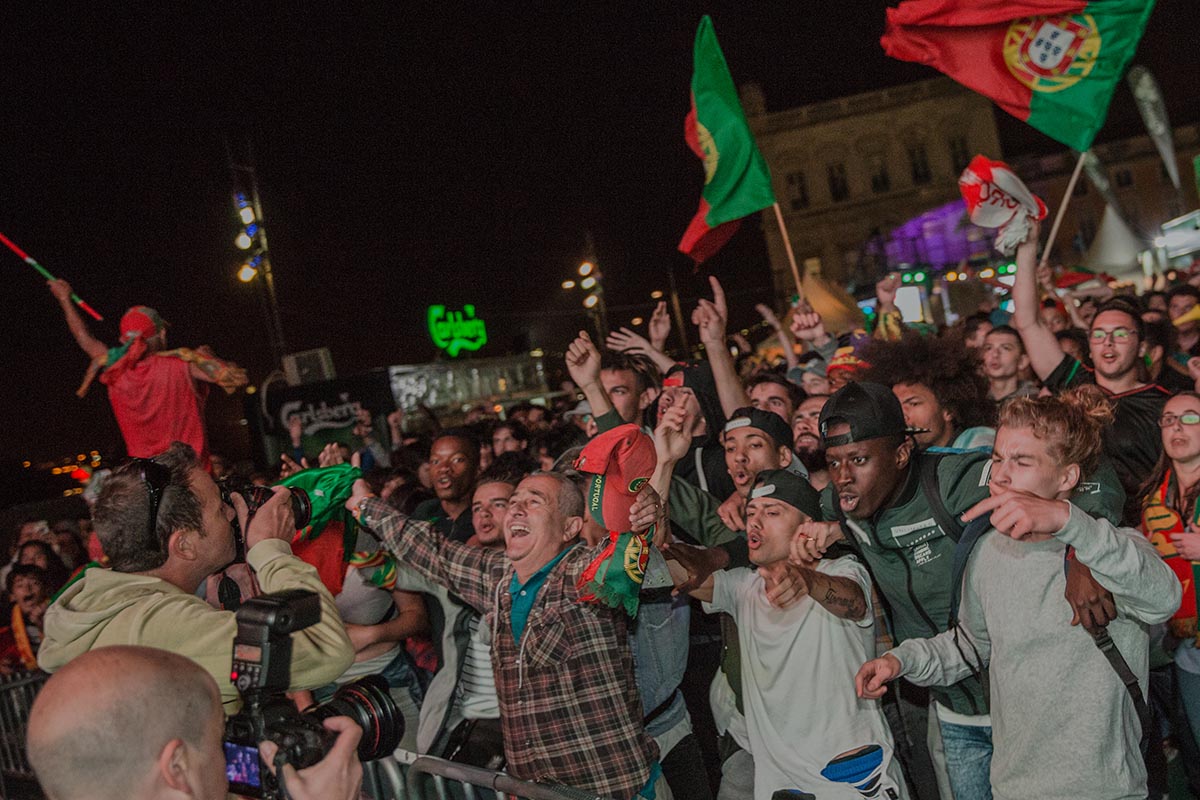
[998,386,1114,477]
[861,333,995,430]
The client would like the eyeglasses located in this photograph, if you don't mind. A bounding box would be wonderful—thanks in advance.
[1089,327,1134,344]
[1159,412,1200,428]
[130,458,172,550]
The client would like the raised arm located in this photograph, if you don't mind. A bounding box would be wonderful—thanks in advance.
[48,279,106,361]
[694,276,750,418]
[607,310,676,375]
[787,562,867,621]
[756,303,798,370]
[1010,222,1065,380]
[565,330,615,419]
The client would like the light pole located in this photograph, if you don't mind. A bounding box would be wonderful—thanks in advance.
[562,259,609,340]
[228,142,287,364]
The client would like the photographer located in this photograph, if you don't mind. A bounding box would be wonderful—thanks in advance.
[37,442,354,710]
[27,645,363,800]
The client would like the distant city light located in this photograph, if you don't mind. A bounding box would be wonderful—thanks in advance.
[578,262,595,277]
[237,264,259,282]
[562,280,576,290]
[583,294,599,309]
[581,276,597,290]
[632,317,644,326]
[650,290,664,300]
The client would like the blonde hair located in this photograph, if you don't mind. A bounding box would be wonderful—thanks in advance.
[998,386,1114,476]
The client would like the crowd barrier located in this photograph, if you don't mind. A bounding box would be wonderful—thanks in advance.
[364,749,617,800]
[0,669,48,799]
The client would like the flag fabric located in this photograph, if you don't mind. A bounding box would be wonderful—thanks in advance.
[881,0,1155,151]
[678,15,776,263]
[958,155,1047,255]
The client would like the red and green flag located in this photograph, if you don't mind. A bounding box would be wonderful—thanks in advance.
[881,0,1155,152]
[678,15,776,264]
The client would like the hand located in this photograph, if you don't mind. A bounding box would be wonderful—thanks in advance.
[717,493,746,531]
[789,309,828,344]
[606,327,656,357]
[344,478,376,513]
[961,489,1071,540]
[1187,357,1200,390]
[691,276,729,346]
[1017,218,1042,262]
[855,654,902,699]
[648,300,671,350]
[279,453,306,479]
[628,484,666,534]
[1035,263,1056,293]
[344,623,379,653]
[258,716,363,800]
[1171,528,1200,560]
[790,520,843,564]
[386,409,404,431]
[663,540,729,596]
[1064,558,1117,634]
[48,279,73,303]
[731,333,752,354]
[317,442,346,468]
[875,274,901,311]
[242,487,298,550]
[565,330,603,390]
[755,303,783,331]
[654,406,691,464]
[287,414,304,446]
[763,562,810,609]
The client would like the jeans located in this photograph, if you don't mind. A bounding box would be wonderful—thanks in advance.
[937,719,993,800]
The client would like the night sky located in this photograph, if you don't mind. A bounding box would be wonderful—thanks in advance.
[1,3,1195,464]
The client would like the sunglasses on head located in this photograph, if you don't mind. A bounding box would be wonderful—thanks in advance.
[1158,412,1200,428]
[129,458,172,550]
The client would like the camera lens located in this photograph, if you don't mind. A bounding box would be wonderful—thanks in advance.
[307,675,402,761]
[286,487,312,530]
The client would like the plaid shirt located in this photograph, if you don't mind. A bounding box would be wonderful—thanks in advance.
[357,498,658,799]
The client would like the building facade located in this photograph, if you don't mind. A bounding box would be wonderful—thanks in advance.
[745,77,1003,300]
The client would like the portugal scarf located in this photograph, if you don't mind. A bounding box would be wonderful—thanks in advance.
[1141,469,1200,643]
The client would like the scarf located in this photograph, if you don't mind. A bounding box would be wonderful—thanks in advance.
[1141,469,1200,643]
[11,605,38,672]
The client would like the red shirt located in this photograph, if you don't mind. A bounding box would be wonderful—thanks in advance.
[101,354,210,463]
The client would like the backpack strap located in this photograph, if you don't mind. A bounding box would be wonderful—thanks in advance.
[1090,626,1152,756]
[918,453,964,543]
[947,515,993,623]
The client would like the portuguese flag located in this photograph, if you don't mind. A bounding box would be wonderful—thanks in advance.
[881,0,1155,151]
[678,16,776,264]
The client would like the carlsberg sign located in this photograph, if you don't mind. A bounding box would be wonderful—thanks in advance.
[427,304,488,357]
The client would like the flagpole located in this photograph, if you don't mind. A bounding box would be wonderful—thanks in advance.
[771,202,805,304]
[1038,151,1088,268]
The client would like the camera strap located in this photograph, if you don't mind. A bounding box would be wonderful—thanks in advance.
[1088,625,1152,758]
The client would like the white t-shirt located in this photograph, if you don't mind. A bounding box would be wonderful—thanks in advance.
[705,557,909,800]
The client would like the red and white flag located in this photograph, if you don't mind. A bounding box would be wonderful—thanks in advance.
[958,155,1047,255]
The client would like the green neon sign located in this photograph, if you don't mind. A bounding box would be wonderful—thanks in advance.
[427,304,488,357]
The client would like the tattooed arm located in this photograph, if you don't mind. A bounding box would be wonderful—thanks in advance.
[796,565,868,621]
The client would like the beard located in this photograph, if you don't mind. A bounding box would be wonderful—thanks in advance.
[795,446,827,473]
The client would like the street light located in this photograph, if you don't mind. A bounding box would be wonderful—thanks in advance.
[228,141,287,363]
[579,262,595,277]
[581,276,596,290]
[237,264,259,283]
[583,294,599,309]
[650,290,664,300]
[562,279,576,290]
[239,206,256,225]
[234,232,253,250]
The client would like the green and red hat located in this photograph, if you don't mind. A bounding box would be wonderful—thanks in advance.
[574,423,657,532]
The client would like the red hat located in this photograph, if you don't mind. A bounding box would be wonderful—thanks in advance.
[573,424,656,532]
[119,306,167,342]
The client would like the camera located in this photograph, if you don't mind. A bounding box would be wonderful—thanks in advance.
[220,480,313,562]
[223,590,402,799]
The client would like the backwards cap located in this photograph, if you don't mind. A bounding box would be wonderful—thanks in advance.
[724,406,794,452]
[818,381,925,448]
[749,468,822,521]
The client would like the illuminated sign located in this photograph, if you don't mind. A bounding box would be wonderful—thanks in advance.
[427,304,488,357]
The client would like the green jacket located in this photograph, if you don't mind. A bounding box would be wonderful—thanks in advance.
[820,449,1125,715]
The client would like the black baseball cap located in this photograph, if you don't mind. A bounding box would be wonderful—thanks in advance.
[724,407,794,451]
[818,381,926,448]
[748,468,822,520]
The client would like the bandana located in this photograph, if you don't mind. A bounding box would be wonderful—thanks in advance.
[1141,470,1199,644]
[826,346,867,376]
[958,155,1047,256]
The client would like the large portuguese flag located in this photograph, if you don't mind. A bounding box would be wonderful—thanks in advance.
[881,0,1155,152]
[678,16,776,264]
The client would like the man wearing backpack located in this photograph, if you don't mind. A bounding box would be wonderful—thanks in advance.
[791,382,1124,800]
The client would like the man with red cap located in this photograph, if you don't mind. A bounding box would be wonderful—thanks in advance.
[49,280,247,466]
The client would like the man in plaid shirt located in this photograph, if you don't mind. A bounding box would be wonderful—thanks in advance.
[346,471,666,799]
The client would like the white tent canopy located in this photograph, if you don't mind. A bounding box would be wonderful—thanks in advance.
[1082,204,1146,280]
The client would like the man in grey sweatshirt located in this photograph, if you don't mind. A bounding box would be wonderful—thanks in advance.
[855,392,1181,800]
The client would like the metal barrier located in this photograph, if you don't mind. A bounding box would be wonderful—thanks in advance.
[0,670,49,799]
[363,749,617,800]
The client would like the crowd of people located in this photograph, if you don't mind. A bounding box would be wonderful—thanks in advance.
[9,218,1200,800]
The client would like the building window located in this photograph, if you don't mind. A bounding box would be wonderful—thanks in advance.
[948,136,970,174]
[908,144,932,184]
[869,159,890,194]
[786,171,809,211]
[828,163,850,202]
[1115,168,1133,188]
